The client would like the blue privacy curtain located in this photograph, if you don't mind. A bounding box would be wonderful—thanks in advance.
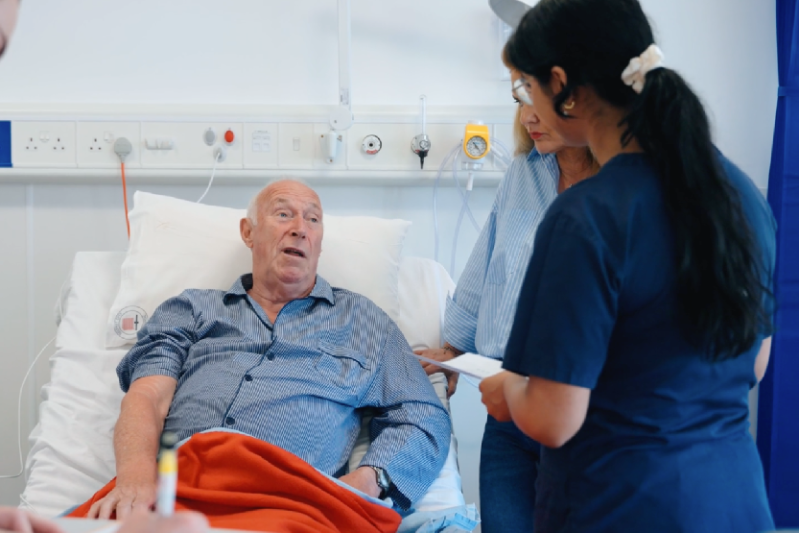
[756,0,799,527]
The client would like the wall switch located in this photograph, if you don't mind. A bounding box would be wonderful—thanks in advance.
[279,124,314,169]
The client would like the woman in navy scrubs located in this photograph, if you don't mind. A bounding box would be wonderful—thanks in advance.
[479,0,777,531]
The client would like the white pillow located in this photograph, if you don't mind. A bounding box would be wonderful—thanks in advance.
[105,192,411,348]
[56,253,125,351]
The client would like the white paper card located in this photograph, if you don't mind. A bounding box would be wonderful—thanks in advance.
[414,352,503,380]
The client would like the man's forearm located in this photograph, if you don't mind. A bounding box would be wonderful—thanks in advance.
[113,390,167,485]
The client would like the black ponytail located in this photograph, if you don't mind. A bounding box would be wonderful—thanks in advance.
[508,0,773,360]
[624,68,773,359]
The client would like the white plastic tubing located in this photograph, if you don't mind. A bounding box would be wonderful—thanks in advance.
[432,138,512,276]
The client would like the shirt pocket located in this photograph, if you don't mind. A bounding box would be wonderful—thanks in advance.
[486,251,507,285]
[315,340,368,392]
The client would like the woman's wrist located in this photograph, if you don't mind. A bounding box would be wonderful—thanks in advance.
[443,344,464,356]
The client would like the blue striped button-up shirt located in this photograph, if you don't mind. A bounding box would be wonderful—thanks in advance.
[116,274,451,509]
[444,149,559,359]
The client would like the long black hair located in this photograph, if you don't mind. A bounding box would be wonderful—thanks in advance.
[506,0,773,360]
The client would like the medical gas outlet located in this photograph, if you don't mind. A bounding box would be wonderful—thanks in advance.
[463,123,491,160]
[411,134,431,169]
[361,135,382,155]
[411,95,431,169]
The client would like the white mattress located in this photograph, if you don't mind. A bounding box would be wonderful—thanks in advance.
[24,252,463,517]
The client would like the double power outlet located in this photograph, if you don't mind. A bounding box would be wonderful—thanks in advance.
[11,121,142,168]
[11,122,76,168]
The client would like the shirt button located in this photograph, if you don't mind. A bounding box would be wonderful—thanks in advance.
[267,354,275,361]
[244,374,253,381]
[225,417,235,426]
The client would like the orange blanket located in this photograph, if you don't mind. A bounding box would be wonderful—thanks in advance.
[68,431,402,533]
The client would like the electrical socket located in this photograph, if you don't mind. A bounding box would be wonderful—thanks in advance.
[77,122,141,168]
[11,121,77,167]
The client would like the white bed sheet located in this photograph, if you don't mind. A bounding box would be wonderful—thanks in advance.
[24,252,464,518]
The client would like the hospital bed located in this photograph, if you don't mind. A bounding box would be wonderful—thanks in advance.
[20,192,477,532]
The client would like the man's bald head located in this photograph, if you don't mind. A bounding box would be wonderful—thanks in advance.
[246,179,321,227]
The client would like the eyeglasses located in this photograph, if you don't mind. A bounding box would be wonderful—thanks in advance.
[512,78,533,106]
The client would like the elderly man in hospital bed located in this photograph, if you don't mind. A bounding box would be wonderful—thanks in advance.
[67,180,451,532]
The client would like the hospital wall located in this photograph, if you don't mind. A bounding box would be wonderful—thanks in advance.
[0,0,778,518]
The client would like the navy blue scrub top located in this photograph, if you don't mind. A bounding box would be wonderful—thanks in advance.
[503,152,776,533]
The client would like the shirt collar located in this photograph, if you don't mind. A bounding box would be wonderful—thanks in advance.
[526,146,541,163]
[527,146,560,186]
[224,273,335,305]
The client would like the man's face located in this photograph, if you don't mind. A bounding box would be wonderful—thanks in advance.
[0,0,20,58]
[241,181,323,291]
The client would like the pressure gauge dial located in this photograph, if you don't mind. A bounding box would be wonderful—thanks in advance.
[462,123,491,160]
[466,137,488,158]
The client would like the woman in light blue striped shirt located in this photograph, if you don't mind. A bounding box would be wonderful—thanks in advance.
[416,47,598,532]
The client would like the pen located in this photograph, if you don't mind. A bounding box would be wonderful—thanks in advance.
[156,432,179,517]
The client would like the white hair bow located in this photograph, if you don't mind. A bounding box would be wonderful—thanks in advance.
[621,44,665,94]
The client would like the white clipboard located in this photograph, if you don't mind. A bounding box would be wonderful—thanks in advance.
[414,352,504,380]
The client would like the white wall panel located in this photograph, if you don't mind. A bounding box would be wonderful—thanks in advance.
[0,185,31,505]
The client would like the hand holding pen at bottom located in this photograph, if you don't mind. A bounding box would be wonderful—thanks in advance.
[0,507,65,533]
[0,507,207,533]
[117,509,208,533]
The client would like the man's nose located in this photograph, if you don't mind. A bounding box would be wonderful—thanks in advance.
[289,218,308,238]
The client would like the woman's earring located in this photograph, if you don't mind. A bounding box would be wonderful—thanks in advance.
[562,100,575,116]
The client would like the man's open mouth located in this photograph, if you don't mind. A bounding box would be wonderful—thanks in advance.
[283,248,306,258]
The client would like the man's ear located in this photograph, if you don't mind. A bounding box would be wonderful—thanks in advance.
[240,218,255,249]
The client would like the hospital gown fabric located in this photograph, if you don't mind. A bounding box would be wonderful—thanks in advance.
[116,274,450,510]
[504,152,776,533]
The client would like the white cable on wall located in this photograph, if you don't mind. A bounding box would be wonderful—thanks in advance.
[197,149,223,204]
[0,337,55,479]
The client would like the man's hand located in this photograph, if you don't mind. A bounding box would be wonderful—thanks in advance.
[94,375,176,521]
[479,371,513,422]
[414,347,461,398]
[0,507,65,533]
[338,466,382,499]
[86,481,157,521]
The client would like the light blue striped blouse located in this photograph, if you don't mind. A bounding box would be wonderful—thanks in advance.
[443,149,559,359]
[116,274,451,510]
